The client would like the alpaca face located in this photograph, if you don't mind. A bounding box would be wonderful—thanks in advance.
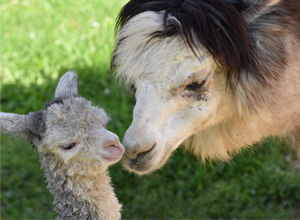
[41,97,124,170]
[121,57,232,174]
[0,72,124,175]
[113,12,233,174]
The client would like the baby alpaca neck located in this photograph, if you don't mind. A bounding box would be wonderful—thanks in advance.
[40,153,122,220]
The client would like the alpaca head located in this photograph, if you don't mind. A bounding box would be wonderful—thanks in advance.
[111,0,285,174]
[0,72,124,175]
[112,10,236,174]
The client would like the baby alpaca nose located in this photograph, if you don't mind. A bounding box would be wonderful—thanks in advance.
[104,137,120,148]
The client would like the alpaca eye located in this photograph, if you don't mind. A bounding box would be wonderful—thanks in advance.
[185,80,206,92]
[59,142,76,150]
[129,84,136,96]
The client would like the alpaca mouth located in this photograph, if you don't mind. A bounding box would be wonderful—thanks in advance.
[102,144,124,163]
[102,155,123,162]
[122,143,176,174]
[122,150,156,174]
[123,148,172,175]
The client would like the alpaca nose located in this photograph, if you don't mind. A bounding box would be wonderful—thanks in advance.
[124,142,156,159]
[122,122,158,159]
[123,136,157,159]
[104,137,120,148]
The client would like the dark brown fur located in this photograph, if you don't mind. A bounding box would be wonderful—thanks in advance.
[112,0,300,88]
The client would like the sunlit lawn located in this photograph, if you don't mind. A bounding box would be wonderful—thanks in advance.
[1,0,300,219]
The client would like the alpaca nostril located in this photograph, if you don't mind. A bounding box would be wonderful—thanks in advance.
[104,138,120,149]
[135,143,156,158]
[124,144,156,160]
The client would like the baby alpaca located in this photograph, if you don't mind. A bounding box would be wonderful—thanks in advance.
[0,72,124,220]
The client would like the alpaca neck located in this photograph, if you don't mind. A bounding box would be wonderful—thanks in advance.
[40,153,121,220]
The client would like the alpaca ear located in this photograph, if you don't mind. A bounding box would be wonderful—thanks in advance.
[243,0,280,22]
[0,111,46,143]
[55,71,78,99]
[0,112,29,137]
[227,0,281,22]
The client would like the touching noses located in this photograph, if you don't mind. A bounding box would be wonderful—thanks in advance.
[122,129,157,159]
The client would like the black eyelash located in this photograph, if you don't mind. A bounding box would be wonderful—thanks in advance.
[129,84,136,96]
[60,142,76,150]
[185,80,206,92]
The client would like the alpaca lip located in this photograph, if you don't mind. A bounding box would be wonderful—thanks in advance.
[102,155,122,162]
[123,145,173,174]
[102,144,124,162]
[123,149,156,173]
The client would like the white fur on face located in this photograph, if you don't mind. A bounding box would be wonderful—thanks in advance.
[115,11,207,85]
[41,98,124,172]
[115,11,235,174]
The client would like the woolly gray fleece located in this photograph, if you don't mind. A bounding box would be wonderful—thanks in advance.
[41,153,99,219]
[0,72,123,220]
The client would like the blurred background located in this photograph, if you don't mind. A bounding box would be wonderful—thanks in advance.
[1,0,300,219]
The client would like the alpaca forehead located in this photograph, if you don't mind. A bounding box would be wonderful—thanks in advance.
[115,11,209,85]
[46,97,109,130]
[43,100,110,151]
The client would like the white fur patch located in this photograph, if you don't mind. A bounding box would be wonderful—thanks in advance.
[114,11,209,87]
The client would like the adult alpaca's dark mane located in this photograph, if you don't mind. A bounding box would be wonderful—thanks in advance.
[114,0,259,82]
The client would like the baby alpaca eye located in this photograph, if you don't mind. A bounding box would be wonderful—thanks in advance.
[59,142,77,151]
[185,80,206,92]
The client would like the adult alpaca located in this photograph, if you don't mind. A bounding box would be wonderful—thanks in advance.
[111,0,300,174]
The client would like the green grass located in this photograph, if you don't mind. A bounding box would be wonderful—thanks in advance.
[1,0,300,219]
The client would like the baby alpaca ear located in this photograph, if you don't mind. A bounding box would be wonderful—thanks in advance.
[55,71,79,99]
[1,111,46,146]
[0,112,28,137]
